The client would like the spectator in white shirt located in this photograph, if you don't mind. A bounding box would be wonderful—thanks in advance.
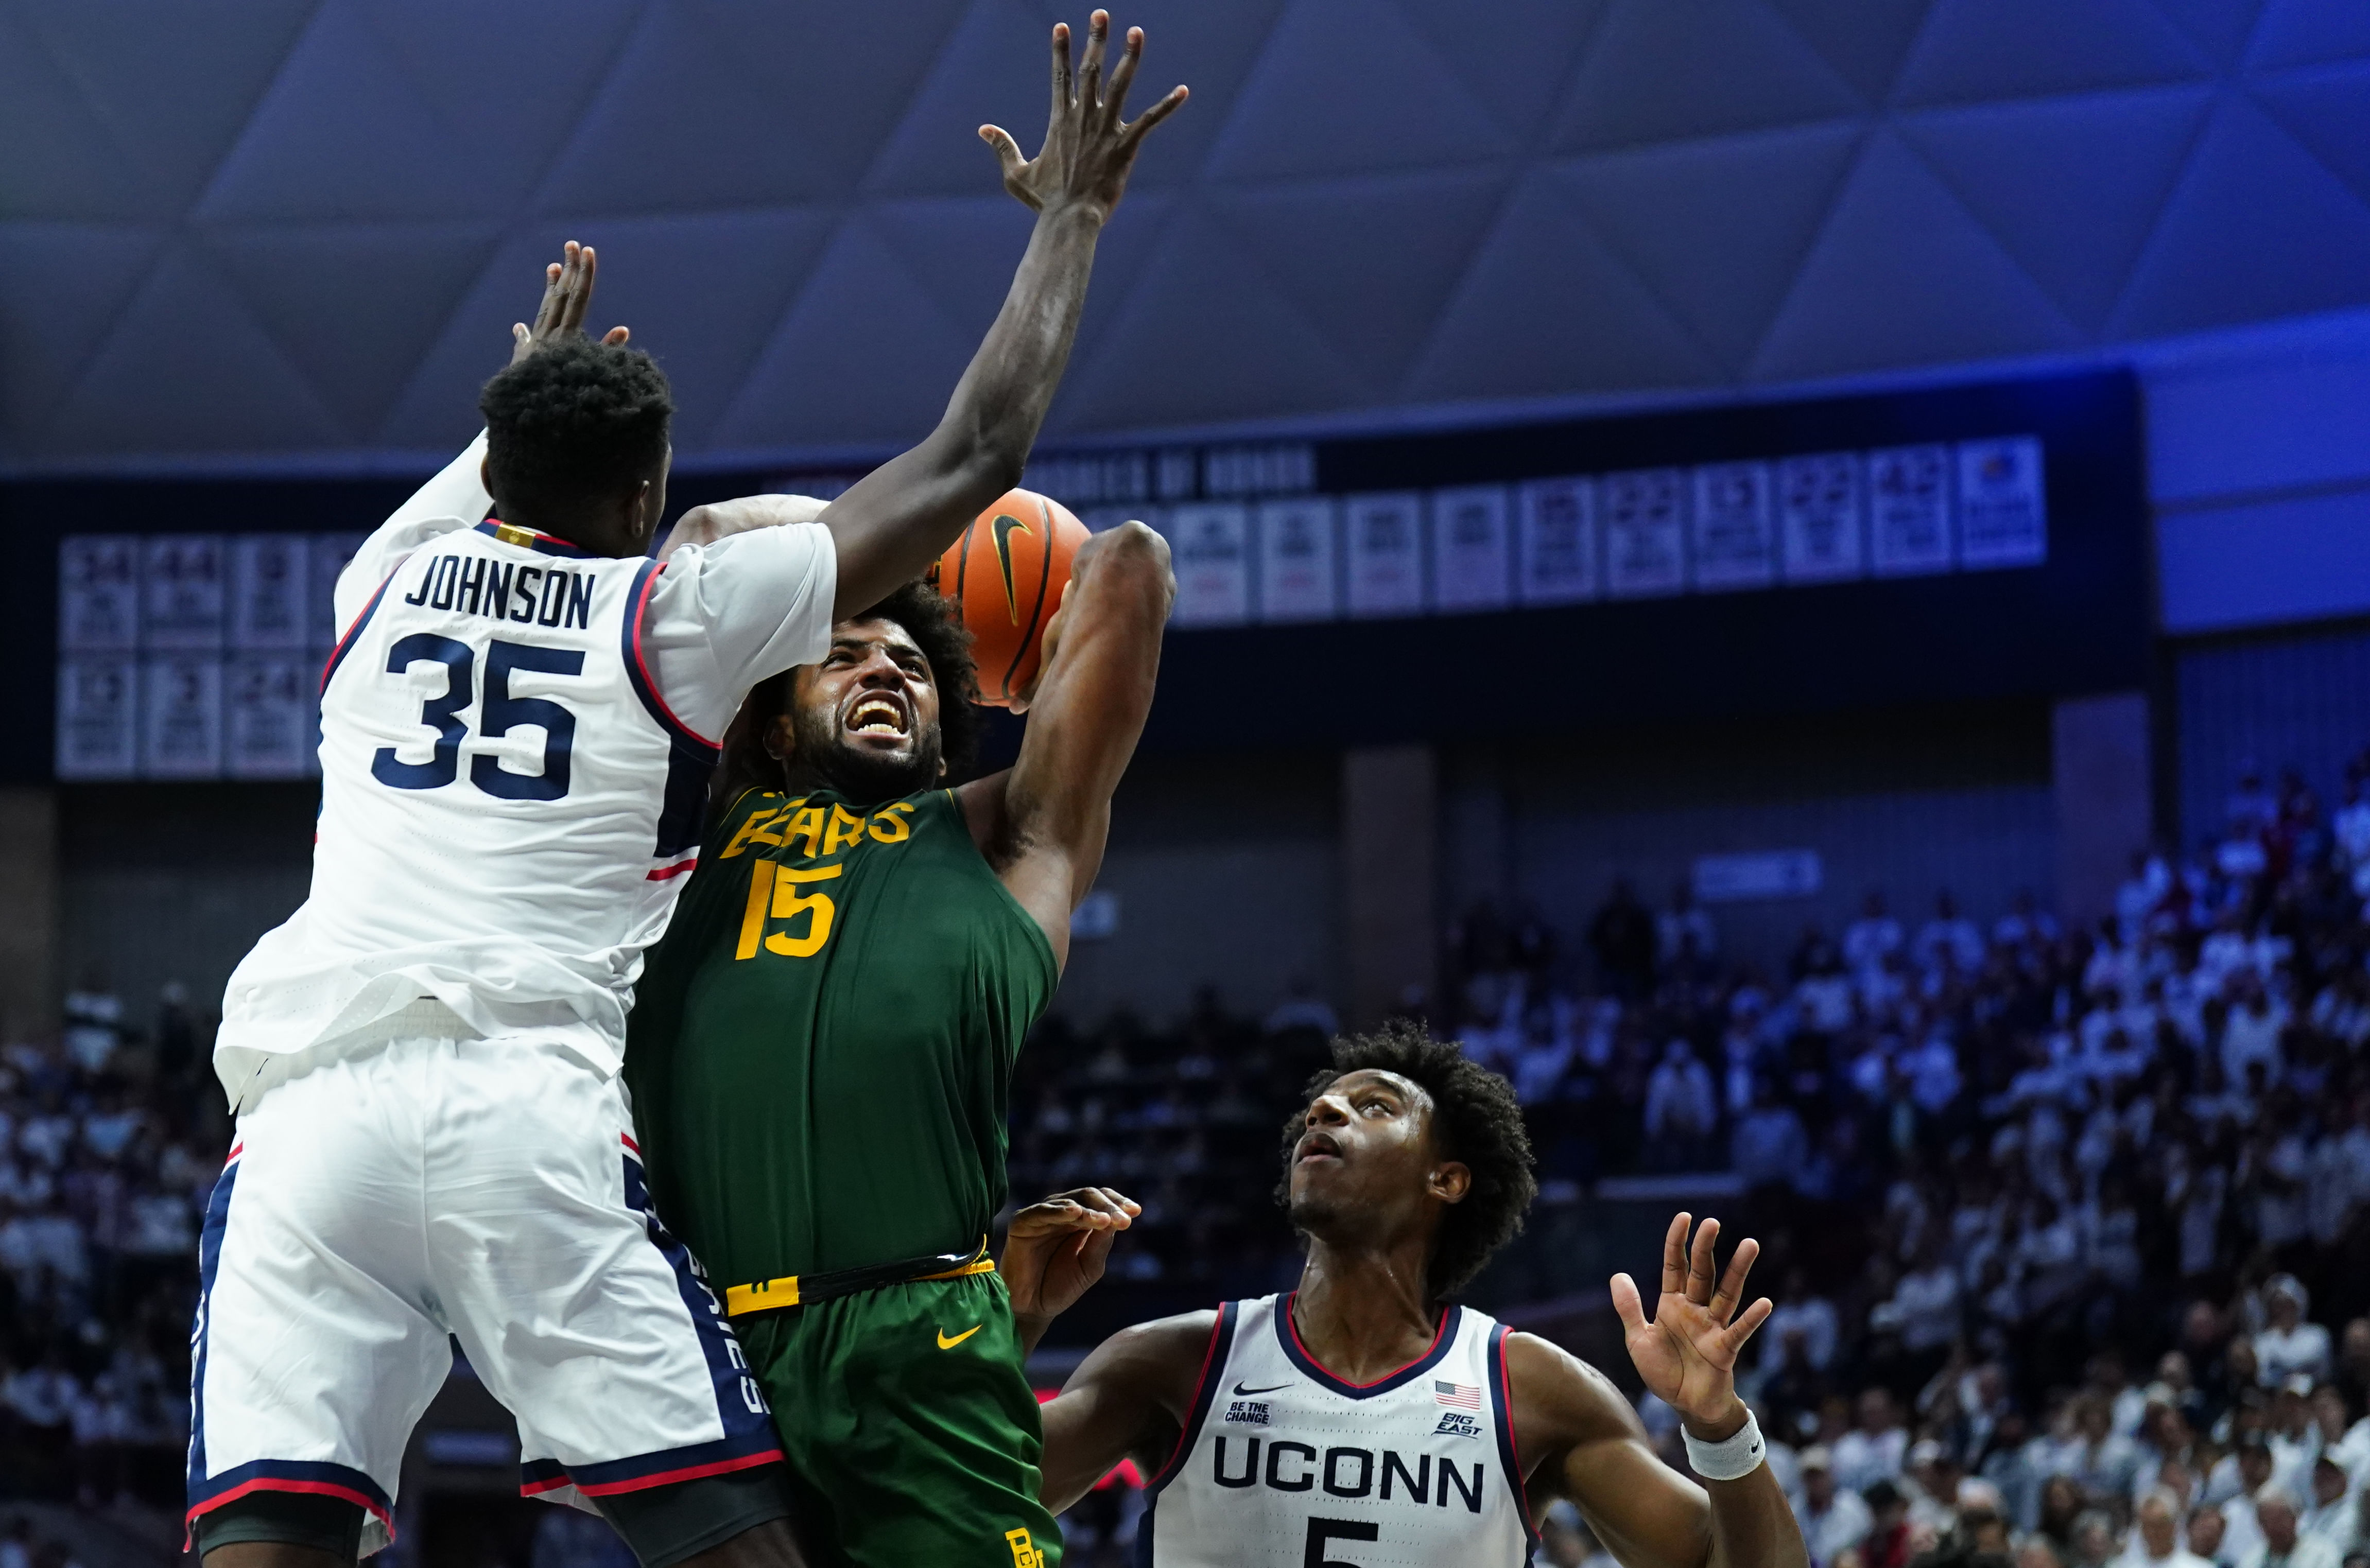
[1845,891,1905,974]
[2244,1487,2342,1568]
[2222,976,2289,1089]
[1871,1243,1961,1356]
[1643,1040,1717,1165]
[1734,1081,1812,1191]
[2258,1278,2333,1388]
[1797,1447,1873,1568]
[2299,1457,2357,1556]
[1658,881,1718,969]
[1760,1266,1840,1374]
[2225,1442,2279,1562]
[1835,1387,1909,1494]
[1915,890,1986,974]
[2125,1489,2215,1568]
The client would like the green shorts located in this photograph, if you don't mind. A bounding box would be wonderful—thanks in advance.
[737,1269,1062,1568]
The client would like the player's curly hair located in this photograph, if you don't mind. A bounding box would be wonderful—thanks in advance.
[1275,1021,1538,1303]
[479,338,675,530]
[712,579,983,804]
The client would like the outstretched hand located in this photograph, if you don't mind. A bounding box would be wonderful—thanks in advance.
[509,239,631,365]
[980,11,1187,222]
[1001,1186,1139,1322]
[1611,1212,1775,1433]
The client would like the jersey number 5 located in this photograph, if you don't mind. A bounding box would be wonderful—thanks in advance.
[735,859,843,962]
[371,634,582,800]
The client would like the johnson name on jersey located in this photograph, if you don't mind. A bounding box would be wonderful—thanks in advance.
[1139,1293,1537,1567]
[216,521,725,1099]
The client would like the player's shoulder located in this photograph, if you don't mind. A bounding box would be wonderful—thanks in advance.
[1500,1330,1643,1444]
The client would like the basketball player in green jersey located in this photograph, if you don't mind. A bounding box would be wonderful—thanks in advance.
[624,487,1172,1568]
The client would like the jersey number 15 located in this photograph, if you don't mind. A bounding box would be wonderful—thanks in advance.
[371,633,581,800]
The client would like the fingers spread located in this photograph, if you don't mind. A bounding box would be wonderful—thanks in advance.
[1078,10,1109,107]
[1119,83,1188,148]
[1709,1236,1759,1322]
[1610,1272,1649,1334]
[1048,21,1071,114]
[1102,25,1142,123]
[1659,1212,1690,1297]
[1687,1216,1720,1306]
[1724,1297,1776,1354]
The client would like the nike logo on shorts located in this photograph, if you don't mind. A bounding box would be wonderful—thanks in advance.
[1232,1381,1290,1395]
[938,1325,983,1349]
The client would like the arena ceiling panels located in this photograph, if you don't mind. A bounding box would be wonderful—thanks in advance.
[1,0,2368,471]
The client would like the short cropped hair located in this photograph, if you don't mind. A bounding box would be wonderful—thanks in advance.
[479,338,673,526]
[1276,1022,1538,1301]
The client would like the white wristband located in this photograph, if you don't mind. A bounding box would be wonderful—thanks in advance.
[1682,1409,1766,1482]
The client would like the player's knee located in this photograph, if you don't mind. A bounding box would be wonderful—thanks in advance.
[193,1490,365,1565]
[598,1465,804,1567]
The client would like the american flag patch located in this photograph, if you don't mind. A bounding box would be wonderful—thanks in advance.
[1434,1380,1480,1410]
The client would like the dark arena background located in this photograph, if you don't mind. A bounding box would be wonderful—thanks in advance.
[6,2,2370,1564]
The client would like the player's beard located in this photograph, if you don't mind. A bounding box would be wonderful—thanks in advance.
[786,700,944,808]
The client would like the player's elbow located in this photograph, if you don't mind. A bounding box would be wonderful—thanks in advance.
[1096,521,1175,608]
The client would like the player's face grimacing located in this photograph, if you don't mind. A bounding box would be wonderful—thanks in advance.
[1287,1069,1471,1241]
[772,617,946,806]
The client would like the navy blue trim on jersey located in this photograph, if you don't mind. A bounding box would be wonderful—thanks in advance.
[475,518,599,560]
[620,559,723,756]
[184,1154,238,1522]
[318,567,400,694]
[1134,1301,1239,1568]
[1273,1293,1464,1400]
[1489,1322,1541,1558]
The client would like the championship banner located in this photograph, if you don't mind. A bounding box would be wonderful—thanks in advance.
[58,536,142,652]
[55,659,137,779]
[141,535,227,651]
[1343,492,1425,618]
[1515,477,1597,607]
[139,656,223,778]
[1601,468,1686,599]
[1956,437,2047,570]
[1256,497,1339,623]
[1869,445,1953,577]
[1689,462,1775,592]
[231,534,312,651]
[1777,453,1865,583]
[1430,485,1512,613]
[224,658,317,779]
[1164,503,1252,628]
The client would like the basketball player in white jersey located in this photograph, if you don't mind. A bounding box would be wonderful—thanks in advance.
[189,15,1185,1565]
[1003,1024,1812,1568]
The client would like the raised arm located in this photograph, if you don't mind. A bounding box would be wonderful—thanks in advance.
[1514,1215,1806,1568]
[956,520,1172,964]
[810,13,1185,617]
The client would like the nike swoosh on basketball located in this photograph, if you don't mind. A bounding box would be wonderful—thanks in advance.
[938,1325,984,1350]
[1233,1381,1290,1396]
[990,511,1033,624]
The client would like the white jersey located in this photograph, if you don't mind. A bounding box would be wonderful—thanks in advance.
[216,439,835,1104]
[1141,1293,1537,1567]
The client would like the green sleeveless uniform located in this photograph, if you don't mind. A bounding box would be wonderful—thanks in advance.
[625,786,1063,1568]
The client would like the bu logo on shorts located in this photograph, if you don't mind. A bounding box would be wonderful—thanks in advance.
[1006,1526,1046,1568]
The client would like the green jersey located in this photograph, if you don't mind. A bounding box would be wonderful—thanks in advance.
[624,786,1058,1296]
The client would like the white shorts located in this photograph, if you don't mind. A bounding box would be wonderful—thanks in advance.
[186,1026,781,1555]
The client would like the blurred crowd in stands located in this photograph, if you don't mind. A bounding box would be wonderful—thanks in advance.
[13,749,2370,1568]
[0,978,215,1523]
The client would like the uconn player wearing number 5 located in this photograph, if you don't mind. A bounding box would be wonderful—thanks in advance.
[195,26,1180,1554]
[1008,1026,1814,1568]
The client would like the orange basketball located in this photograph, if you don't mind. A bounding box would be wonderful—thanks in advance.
[928,489,1089,708]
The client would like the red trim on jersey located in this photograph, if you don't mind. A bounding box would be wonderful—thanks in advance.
[185,1478,393,1539]
[518,1471,574,1498]
[1147,1310,1228,1491]
[626,563,721,751]
[1497,1328,1528,1493]
[620,1133,641,1156]
[224,1143,243,1164]
[646,856,698,881]
[569,1449,783,1497]
[1282,1292,1450,1388]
